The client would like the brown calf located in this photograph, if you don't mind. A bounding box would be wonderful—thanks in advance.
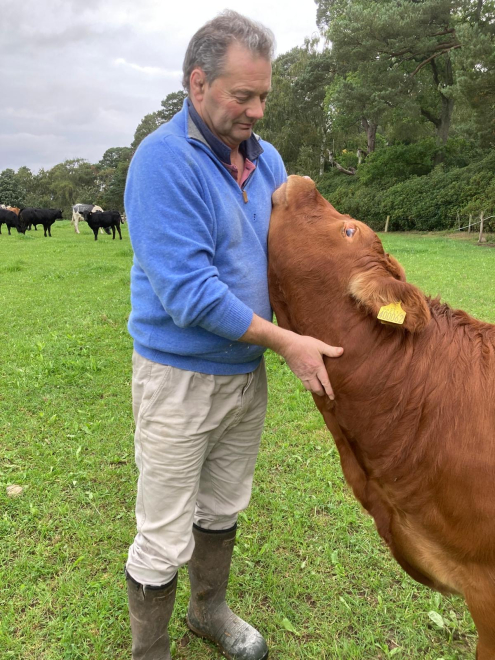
[268,175,495,659]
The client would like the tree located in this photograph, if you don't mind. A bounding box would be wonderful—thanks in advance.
[132,91,187,150]
[161,90,187,121]
[258,42,334,176]
[0,169,26,206]
[325,62,412,159]
[453,2,495,147]
[15,166,34,195]
[318,0,466,162]
[98,147,133,171]
[95,147,133,210]
[99,161,130,213]
[48,159,99,211]
[132,111,167,150]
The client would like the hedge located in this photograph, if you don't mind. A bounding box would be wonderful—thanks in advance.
[317,150,495,231]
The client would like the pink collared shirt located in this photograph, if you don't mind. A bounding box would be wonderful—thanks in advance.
[223,157,256,187]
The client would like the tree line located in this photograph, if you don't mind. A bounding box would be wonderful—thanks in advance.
[0,92,186,218]
[1,0,494,230]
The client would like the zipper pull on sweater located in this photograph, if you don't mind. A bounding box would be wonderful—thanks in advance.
[242,190,248,204]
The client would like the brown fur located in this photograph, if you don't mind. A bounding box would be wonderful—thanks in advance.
[268,175,495,659]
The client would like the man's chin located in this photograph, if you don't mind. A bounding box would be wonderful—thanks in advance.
[222,126,254,149]
[235,125,254,139]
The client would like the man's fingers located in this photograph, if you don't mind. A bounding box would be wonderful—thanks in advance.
[317,367,334,399]
[302,378,325,397]
[321,344,344,358]
[286,336,342,397]
[303,369,335,399]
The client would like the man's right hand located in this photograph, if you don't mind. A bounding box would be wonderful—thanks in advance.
[278,332,343,399]
[238,313,343,398]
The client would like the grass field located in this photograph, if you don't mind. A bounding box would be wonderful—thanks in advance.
[1,221,494,659]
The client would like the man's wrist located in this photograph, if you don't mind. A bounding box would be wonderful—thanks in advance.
[239,313,293,356]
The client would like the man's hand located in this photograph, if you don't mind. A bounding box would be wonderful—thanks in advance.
[239,314,343,398]
[279,332,343,398]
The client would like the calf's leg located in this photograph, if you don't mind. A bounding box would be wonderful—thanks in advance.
[465,586,495,660]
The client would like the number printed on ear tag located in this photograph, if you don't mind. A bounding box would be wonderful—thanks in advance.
[377,301,406,325]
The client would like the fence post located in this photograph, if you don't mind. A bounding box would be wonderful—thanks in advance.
[468,213,472,233]
[384,215,390,233]
[478,211,485,244]
[457,210,460,230]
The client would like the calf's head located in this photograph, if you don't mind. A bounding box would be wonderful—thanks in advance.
[268,176,430,335]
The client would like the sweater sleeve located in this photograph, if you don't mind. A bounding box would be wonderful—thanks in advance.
[125,136,254,341]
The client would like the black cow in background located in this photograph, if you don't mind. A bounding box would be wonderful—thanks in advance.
[86,210,123,241]
[20,208,63,237]
[0,208,26,235]
[71,203,110,235]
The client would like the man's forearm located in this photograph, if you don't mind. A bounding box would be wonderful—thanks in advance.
[238,313,292,354]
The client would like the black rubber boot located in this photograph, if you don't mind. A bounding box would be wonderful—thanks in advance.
[186,523,268,660]
[126,568,177,660]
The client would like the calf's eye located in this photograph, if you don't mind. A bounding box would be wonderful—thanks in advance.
[346,228,356,237]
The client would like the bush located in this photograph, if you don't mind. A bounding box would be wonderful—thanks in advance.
[317,151,495,231]
[358,139,437,186]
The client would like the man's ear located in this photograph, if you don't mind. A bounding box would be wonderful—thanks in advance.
[349,269,430,333]
[190,68,207,101]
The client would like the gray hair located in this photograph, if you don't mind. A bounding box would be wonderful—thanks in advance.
[182,10,275,92]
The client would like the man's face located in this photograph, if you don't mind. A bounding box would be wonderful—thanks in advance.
[192,43,272,150]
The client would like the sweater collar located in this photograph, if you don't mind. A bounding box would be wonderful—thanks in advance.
[186,98,263,164]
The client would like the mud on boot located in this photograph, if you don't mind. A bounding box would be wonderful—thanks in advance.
[186,524,268,660]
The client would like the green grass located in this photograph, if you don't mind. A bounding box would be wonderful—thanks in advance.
[1,222,493,659]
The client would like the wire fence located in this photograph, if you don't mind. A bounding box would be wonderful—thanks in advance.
[382,212,495,236]
[457,215,495,232]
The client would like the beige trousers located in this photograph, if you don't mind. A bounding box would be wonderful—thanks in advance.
[126,351,268,586]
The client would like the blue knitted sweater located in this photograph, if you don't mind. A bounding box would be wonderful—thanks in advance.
[125,101,287,375]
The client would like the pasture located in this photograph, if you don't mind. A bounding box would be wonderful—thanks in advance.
[1,221,493,659]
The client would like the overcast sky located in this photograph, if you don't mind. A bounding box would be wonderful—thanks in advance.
[0,0,321,173]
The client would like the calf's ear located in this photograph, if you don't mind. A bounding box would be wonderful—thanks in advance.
[349,268,430,333]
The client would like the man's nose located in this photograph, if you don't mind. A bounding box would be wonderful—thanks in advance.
[245,98,265,120]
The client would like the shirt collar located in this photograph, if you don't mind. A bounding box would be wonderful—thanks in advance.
[187,98,263,163]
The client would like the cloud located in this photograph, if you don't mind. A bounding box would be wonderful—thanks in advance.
[113,58,182,79]
[0,0,319,172]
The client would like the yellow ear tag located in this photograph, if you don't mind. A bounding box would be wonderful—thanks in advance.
[377,301,406,326]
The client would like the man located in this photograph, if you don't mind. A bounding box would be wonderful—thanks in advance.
[124,11,343,660]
